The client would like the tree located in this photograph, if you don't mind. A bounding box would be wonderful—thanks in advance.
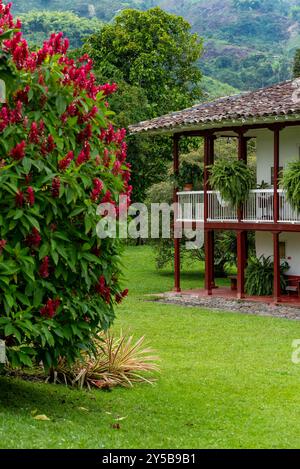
[0,2,130,368]
[86,7,203,114]
[293,49,300,78]
[85,7,203,202]
[19,11,102,49]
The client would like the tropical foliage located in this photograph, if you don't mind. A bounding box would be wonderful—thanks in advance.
[0,2,130,368]
[209,159,255,207]
[50,331,159,389]
[281,161,300,213]
[245,256,289,296]
[20,11,102,49]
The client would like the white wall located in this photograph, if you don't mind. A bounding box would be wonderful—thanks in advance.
[256,127,300,186]
[255,127,300,275]
[255,230,300,276]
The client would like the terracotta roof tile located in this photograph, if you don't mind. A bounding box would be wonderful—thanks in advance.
[129,80,300,134]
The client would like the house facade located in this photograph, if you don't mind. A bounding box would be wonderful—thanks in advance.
[129,80,300,303]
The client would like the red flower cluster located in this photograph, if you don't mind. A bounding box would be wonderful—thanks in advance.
[14,85,30,104]
[41,134,56,156]
[90,178,103,202]
[99,83,117,96]
[77,123,92,143]
[0,1,20,33]
[96,275,111,304]
[0,239,6,254]
[40,298,60,318]
[26,228,41,248]
[58,151,74,171]
[59,55,101,100]
[15,189,24,207]
[39,256,49,278]
[10,140,26,160]
[28,121,44,144]
[76,141,90,166]
[115,289,129,304]
[51,177,60,198]
[26,186,35,206]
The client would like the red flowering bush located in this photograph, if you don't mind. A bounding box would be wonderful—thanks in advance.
[0,2,131,368]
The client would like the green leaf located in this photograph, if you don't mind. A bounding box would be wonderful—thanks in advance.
[39,243,50,260]
[22,157,32,174]
[25,214,40,231]
[55,94,68,115]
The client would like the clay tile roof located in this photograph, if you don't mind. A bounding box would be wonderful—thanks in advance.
[128,80,300,135]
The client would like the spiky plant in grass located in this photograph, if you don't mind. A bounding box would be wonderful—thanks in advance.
[245,256,289,296]
[49,331,159,389]
[281,161,300,213]
[209,159,255,207]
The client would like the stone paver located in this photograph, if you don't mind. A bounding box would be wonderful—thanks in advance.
[154,293,300,320]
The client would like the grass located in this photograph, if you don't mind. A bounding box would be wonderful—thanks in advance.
[1,245,300,448]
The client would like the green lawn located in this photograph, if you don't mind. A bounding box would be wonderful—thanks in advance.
[1,245,300,448]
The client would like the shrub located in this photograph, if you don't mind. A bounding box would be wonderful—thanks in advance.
[49,331,159,389]
[0,3,131,368]
[245,256,289,296]
[209,159,255,207]
[281,160,300,213]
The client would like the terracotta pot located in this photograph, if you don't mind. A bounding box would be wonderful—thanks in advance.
[183,183,193,192]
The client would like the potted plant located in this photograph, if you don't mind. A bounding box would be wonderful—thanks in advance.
[209,158,255,207]
[281,160,300,212]
[174,153,203,191]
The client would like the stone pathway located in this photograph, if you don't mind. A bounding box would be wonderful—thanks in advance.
[153,293,300,320]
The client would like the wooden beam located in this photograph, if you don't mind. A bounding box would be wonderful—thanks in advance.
[173,134,181,292]
[176,121,293,138]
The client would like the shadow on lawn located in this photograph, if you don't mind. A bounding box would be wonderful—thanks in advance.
[0,376,96,416]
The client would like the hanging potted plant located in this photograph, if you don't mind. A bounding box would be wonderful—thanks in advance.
[281,160,300,212]
[209,158,255,207]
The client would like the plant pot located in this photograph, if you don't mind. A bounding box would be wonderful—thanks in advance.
[183,183,193,192]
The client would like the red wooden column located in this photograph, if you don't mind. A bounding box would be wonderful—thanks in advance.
[236,130,248,299]
[173,134,181,292]
[209,136,216,289]
[204,133,213,295]
[273,232,281,303]
[237,130,248,222]
[237,230,247,299]
[273,127,281,223]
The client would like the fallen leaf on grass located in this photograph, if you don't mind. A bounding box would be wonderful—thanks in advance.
[33,414,51,421]
[114,416,127,421]
[78,407,89,412]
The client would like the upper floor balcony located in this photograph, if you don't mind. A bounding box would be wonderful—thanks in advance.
[176,189,300,224]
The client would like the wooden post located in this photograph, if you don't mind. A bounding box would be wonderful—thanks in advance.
[273,128,280,223]
[173,134,181,292]
[205,229,213,295]
[237,130,248,222]
[204,134,210,223]
[204,133,212,295]
[273,232,281,303]
[209,136,215,288]
[237,230,246,299]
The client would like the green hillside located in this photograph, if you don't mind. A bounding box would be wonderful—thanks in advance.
[12,0,300,91]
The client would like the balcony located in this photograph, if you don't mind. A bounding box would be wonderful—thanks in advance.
[176,189,300,224]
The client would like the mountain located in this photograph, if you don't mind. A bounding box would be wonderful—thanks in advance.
[11,0,300,91]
